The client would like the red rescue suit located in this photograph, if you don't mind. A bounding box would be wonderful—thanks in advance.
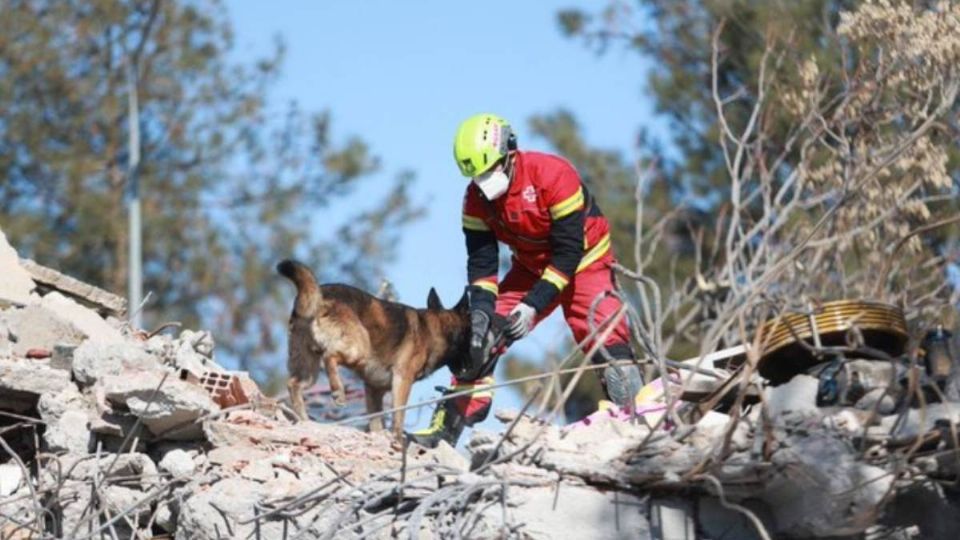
[451,151,634,407]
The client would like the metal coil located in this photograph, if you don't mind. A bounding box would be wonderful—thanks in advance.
[754,299,908,384]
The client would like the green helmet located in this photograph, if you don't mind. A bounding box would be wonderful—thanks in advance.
[453,113,515,177]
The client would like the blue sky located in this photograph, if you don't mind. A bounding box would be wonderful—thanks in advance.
[228,1,658,434]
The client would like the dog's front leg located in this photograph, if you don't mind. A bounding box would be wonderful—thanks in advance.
[390,371,413,442]
[324,353,347,406]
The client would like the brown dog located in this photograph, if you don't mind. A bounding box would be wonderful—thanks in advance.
[277,259,470,439]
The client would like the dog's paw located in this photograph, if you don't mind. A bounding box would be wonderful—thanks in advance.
[333,390,347,407]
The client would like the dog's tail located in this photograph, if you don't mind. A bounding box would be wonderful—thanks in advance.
[277,259,323,317]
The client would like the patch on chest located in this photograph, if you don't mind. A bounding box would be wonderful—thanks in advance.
[522,185,537,203]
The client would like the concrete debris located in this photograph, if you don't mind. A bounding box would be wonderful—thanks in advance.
[0,230,35,307]
[19,257,127,316]
[0,463,22,497]
[179,328,215,359]
[72,341,159,386]
[40,291,125,345]
[158,448,197,480]
[498,485,651,540]
[0,358,72,410]
[0,316,12,360]
[37,385,93,453]
[3,229,960,539]
[101,370,219,440]
[765,373,819,419]
[1,304,86,358]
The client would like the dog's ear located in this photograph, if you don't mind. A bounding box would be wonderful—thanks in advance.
[427,287,444,310]
[453,288,469,313]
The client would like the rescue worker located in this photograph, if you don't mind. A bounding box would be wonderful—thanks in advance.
[409,113,643,448]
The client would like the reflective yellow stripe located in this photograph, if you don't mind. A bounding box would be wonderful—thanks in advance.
[576,234,611,272]
[471,279,498,295]
[462,214,490,231]
[542,266,570,290]
[549,187,585,219]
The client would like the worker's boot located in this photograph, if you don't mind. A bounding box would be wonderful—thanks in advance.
[407,383,493,449]
[602,363,645,410]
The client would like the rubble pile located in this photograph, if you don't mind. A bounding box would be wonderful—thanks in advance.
[3,226,960,539]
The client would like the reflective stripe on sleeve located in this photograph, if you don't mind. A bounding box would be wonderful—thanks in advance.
[548,187,585,220]
[462,214,490,231]
[542,265,570,290]
[471,278,499,295]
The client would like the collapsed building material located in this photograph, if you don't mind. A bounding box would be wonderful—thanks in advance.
[0,305,86,359]
[18,258,127,317]
[3,229,960,539]
[0,231,35,308]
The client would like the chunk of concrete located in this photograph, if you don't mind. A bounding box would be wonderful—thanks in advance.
[764,431,894,537]
[102,370,218,440]
[431,441,469,473]
[0,229,35,307]
[175,477,268,539]
[765,374,819,419]
[19,258,127,316]
[481,484,650,540]
[2,305,86,358]
[72,341,159,386]
[179,329,215,359]
[38,385,93,454]
[159,448,197,480]
[0,463,23,497]
[40,292,124,345]
[0,316,12,360]
[0,358,72,401]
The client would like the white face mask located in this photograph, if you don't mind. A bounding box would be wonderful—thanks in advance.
[473,166,510,200]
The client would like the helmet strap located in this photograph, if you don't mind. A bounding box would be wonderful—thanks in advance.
[504,152,516,181]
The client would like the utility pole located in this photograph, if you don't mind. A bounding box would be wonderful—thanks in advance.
[126,61,143,329]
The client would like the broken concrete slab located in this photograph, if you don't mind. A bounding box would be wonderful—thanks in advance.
[55,484,151,538]
[102,370,218,440]
[38,385,93,454]
[179,329,215,359]
[764,430,894,537]
[0,316,12,360]
[72,341,160,386]
[0,463,23,498]
[430,441,469,473]
[19,258,127,316]
[498,485,650,540]
[2,304,86,359]
[0,229,35,307]
[176,477,315,540]
[765,374,819,419]
[159,448,197,480]
[0,358,72,402]
[40,291,124,345]
[880,402,960,439]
